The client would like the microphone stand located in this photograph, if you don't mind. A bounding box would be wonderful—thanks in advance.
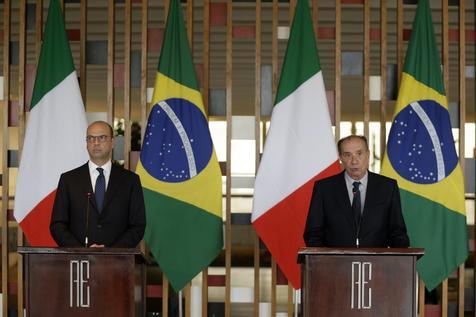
[85,192,91,247]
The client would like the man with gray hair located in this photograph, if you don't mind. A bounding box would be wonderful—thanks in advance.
[304,135,409,248]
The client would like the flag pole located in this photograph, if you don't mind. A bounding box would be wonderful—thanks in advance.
[178,290,183,317]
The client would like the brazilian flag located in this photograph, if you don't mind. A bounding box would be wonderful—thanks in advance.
[136,0,223,291]
[381,0,468,290]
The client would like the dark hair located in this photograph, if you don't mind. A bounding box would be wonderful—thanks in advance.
[88,121,114,137]
[337,135,369,155]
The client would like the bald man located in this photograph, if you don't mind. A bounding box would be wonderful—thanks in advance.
[50,121,146,248]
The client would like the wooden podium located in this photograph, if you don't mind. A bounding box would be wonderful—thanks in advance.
[18,247,146,317]
[298,247,424,317]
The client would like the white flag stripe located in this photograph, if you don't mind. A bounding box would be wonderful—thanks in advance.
[14,71,89,222]
[252,72,337,221]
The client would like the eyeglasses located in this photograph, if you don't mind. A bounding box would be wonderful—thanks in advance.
[86,135,112,143]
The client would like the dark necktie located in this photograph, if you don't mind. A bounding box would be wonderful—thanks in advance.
[352,181,361,226]
[95,167,105,213]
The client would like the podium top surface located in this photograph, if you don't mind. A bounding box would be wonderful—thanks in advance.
[17,246,144,257]
[297,247,424,263]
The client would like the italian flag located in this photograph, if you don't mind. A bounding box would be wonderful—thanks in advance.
[252,0,340,289]
[381,0,468,290]
[14,0,88,246]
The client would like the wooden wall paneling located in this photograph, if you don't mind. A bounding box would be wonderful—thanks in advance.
[18,0,27,314]
[379,0,387,159]
[287,285,293,316]
[458,1,466,315]
[289,0,296,23]
[397,0,403,86]
[201,0,210,314]
[254,0,262,316]
[363,0,370,139]
[107,0,115,125]
[124,0,132,169]
[271,0,278,315]
[140,0,148,143]
[80,0,87,101]
[2,1,11,316]
[335,0,341,141]
[225,0,233,315]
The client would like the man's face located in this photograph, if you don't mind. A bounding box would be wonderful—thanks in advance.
[86,122,114,164]
[339,138,370,180]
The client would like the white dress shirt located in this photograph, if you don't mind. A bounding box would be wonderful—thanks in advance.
[88,160,112,192]
[344,171,368,213]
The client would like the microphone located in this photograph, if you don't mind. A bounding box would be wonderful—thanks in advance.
[85,192,92,247]
[356,213,363,247]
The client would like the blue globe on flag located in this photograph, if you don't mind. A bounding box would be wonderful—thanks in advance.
[387,99,458,184]
[140,98,213,183]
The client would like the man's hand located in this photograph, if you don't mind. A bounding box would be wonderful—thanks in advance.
[89,244,105,248]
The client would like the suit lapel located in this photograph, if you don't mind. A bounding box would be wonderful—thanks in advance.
[102,164,121,213]
[362,171,377,218]
[337,172,355,229]
[79,163,97,210]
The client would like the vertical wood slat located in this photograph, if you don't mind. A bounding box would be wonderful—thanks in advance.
[124,0,132,169]
[80,0,87,102]
[18,0,27,315]
[162,276,169,317]
[441,2,450,316]
[289,0,296,23]
[312,0,318,40]
[335,0,341,141]
[2,1,11,316]
[379,0,387,158]
[202,0,210,114]
[271,1,278,314]
[253,0,262,316]
[107,0,115,125]
[271,259,277,316]
[201,0,210,314]
[397,0,403,86]
[442,0,449,94]
[36,0,43,60]
[363,0,370,139]
[287,285,293,316]
[442,279,448,317]
[457,1,466,315]
[184,284,191,317]
[141,0,148,142]
[419,278,425,317]
[187,0,193,51]
[225,0,233,315]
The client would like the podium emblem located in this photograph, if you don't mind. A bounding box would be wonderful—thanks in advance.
[351,261,372,309]
[70,260,90,308]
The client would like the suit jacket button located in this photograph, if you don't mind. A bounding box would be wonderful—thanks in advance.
[97,225,102,229]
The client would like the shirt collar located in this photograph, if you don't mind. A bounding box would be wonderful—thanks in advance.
[88,160,112,175]
[344,170,368,186]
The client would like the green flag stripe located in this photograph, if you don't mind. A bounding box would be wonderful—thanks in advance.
[402,0,445,95]
[275,0,321,105]
[400,189,468,290]
[143,189,223,291]
[30,0,75,110]
[157,0,198,90]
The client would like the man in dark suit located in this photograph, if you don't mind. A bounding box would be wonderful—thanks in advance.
[304,135,409,248]
[50,121,146,248]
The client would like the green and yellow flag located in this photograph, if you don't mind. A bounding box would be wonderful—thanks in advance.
[381,0,468,290]
[136,0,223,291]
